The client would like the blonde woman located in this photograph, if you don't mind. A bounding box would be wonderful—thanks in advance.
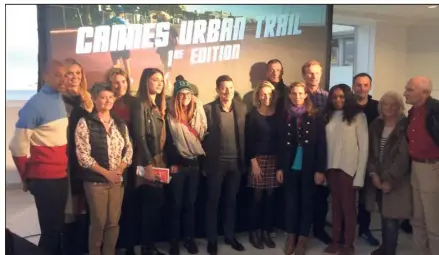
[276,82,326,255]
[245,81,279,249]
[365,92,411,255]
[63,58,94,255]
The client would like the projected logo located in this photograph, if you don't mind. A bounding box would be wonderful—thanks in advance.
[75,14,303,67]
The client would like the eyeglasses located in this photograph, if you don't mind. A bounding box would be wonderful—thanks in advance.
[179,92,192,98]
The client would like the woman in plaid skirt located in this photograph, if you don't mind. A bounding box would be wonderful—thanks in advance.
[276,82,327,255]
[245,81,280,249]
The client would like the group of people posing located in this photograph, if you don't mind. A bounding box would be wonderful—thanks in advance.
[9,58,439,255]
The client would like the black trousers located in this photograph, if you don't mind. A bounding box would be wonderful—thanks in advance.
[313,185,329,233]
[284,171,315,236]
[117,165,138,250]
[357,188,371,233]
[381,218,400,255]
[27,177,68,255]
[248,188,275,231]
[169,165,200,241]
[205,159,242,242]
[139,184,165,247]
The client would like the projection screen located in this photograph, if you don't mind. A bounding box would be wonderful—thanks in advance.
[37,4,332,103]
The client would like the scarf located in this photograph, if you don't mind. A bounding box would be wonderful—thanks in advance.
[286,103,306,122]
[167,97,208,159]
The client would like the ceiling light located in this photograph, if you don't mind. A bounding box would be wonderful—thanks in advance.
[428,5,437,9]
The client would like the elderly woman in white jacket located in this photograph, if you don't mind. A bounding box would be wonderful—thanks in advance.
[322,84,369,255]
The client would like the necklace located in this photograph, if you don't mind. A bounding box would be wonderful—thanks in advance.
[100,117,111,125]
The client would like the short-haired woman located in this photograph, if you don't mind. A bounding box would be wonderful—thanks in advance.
[365,92,411,255]
[75,83,133,255]
[245,81,280,250]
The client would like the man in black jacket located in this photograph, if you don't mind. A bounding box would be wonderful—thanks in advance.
[265,59,288,113]
[352,73,380,246]
[202,75,247,255]
[404,76,439,255]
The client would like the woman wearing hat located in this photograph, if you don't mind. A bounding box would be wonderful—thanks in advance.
[165,79,208,255]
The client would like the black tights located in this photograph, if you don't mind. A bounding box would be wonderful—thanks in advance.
[248,188,275,231]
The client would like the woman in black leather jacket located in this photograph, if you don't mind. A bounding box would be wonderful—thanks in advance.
[131,68,167,255]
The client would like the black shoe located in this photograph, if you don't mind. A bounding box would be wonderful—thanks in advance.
[359,230,380,247]
[61,222,75,255]
[183,238,199,254]
[262,231,275,248]
[314,230,332,245]
[169,240,180,255]
[401,220,413,234]
[141,245,165,255]
[225,237,245,251]
[207,242,218,255]
[249,231,264,249]
[125,247,136,255]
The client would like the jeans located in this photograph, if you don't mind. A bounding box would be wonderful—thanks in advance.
[169,165,200,240]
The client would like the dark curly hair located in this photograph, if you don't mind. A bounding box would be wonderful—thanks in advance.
[324,83,362,125]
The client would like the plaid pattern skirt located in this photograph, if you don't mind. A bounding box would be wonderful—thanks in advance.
[247,155,280,189]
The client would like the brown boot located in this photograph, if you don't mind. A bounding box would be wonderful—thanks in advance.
[249,230,264,249]
[284,234,296,255]
[295,236,308,255]
[262,230,275,248]
[371,246,385,255]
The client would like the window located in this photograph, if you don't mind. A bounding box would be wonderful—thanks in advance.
[343,38,355,66]
[331,39,340,65]
[6,5,39,105]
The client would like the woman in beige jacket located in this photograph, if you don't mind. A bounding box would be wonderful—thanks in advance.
[365,91,412,255]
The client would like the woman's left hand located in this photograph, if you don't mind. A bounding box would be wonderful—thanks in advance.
[381,182,391,193]
[314,172,325,185]
[117,167,124,176]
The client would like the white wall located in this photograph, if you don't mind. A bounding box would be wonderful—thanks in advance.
[373,22,438,100]
[406,24,439,98]
[372,22,408,99]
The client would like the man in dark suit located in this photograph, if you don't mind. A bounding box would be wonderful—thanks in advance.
[202,75,247,255]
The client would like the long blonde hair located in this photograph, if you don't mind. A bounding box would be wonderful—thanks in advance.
[64,58,93,112]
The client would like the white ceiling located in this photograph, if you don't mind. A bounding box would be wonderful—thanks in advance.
[334,5,439,25]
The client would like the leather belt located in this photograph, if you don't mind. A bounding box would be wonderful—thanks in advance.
[412,158,439,164]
